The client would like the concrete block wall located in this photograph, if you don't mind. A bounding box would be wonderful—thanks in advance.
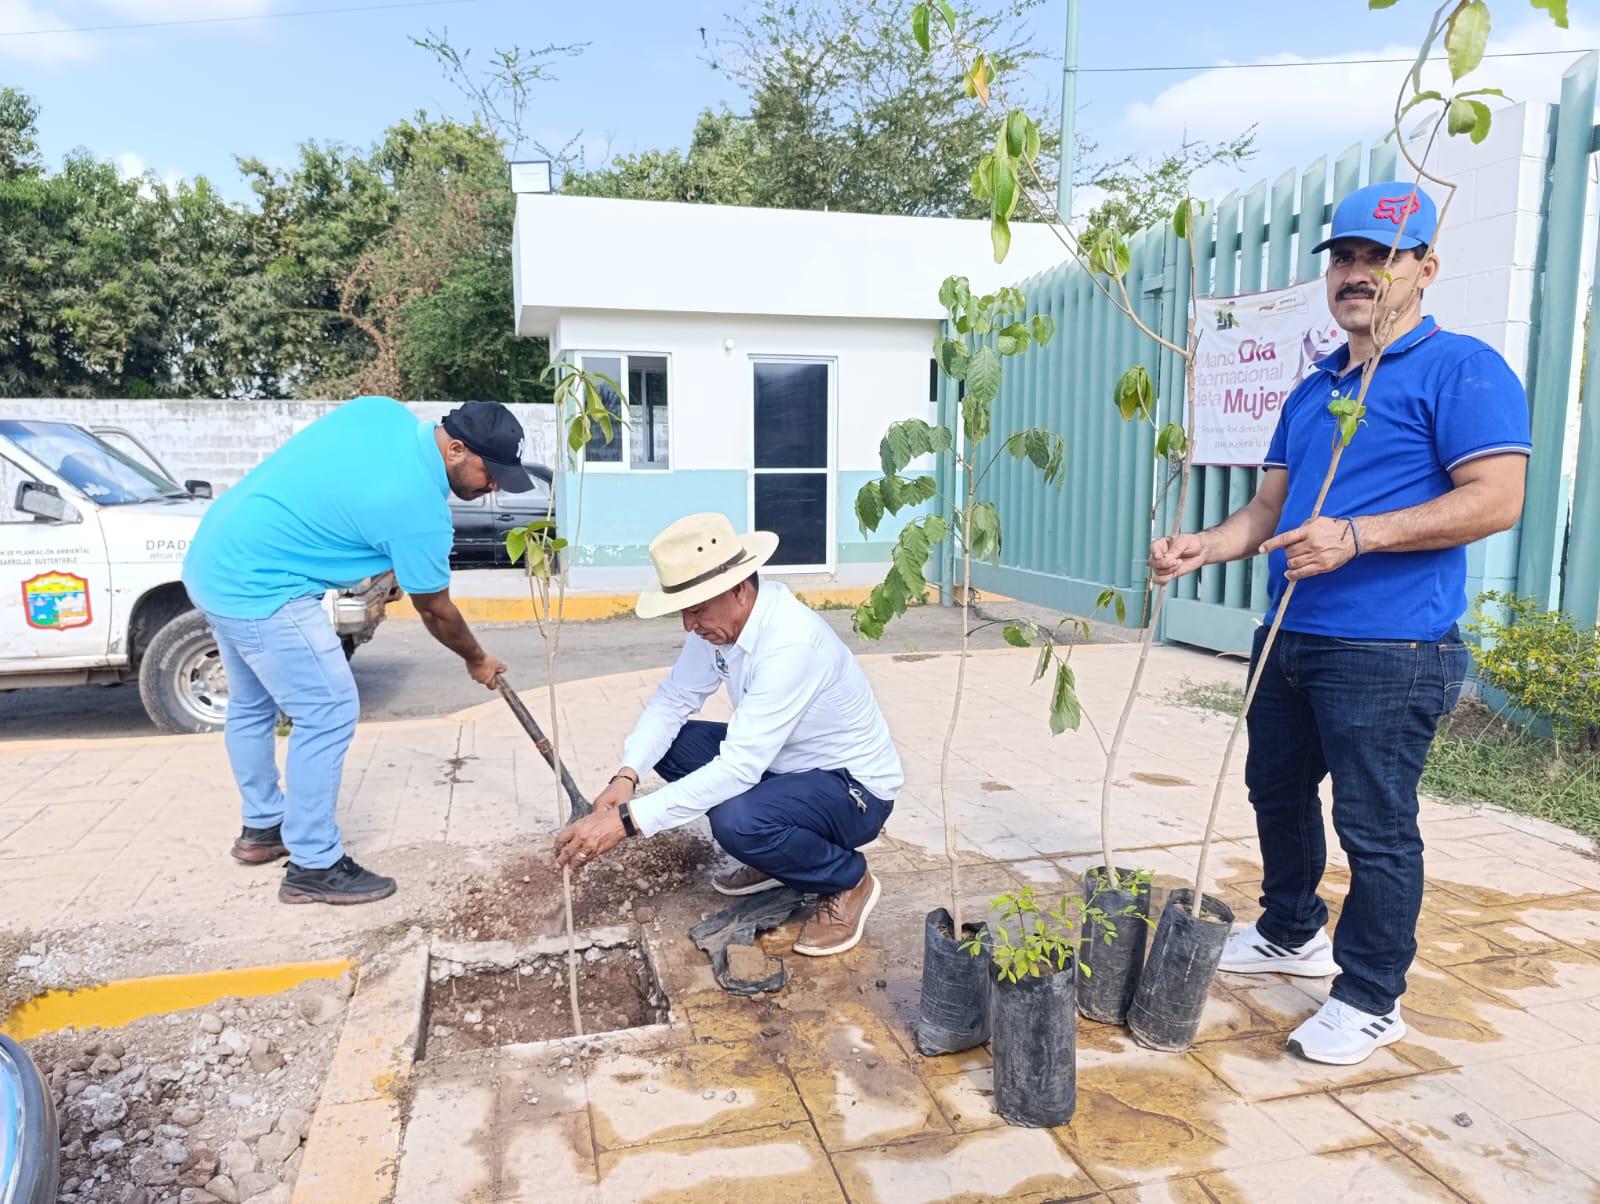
[2,399,561,493]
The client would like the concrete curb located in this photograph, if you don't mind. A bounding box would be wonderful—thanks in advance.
[387,585,940,624]
[293,933,429,1204]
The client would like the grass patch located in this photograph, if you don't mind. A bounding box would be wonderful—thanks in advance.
[1168,677,1244,718]
[1170,683,1600,839]
[1423,700,1600,838]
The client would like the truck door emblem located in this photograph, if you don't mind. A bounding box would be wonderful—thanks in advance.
[22,571,92,630]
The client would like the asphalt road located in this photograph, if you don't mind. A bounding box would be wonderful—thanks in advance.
[0,595,1134,741]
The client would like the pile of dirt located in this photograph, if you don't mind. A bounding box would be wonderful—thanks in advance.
[30,976,351,1204]
[442,827,718,942]
[425,947,666,1051]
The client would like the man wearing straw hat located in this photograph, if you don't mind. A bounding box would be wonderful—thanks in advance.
[1150,182,1530,1065]
[553,513,903,956]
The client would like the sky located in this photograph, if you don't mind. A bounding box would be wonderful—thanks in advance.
[0,0,1595,214]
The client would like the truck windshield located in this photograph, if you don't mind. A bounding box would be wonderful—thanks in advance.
[0,419,188,505]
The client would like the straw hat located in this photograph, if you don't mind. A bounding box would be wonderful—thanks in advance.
[635,513,780,619]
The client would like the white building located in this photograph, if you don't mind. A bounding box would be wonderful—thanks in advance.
[511,193,1064,592]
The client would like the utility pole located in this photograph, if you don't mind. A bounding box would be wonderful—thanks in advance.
[1057,0,1079,224]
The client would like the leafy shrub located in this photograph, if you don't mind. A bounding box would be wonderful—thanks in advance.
[1469,591,1600,756]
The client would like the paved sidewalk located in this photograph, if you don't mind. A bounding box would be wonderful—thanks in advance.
[7,644,1600,1201]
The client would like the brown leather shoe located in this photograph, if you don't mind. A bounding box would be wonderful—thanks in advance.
[793,870,881,957]
[712,863,781,897]
[231,824,288,865]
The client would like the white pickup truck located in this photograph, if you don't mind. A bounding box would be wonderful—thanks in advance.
[0,419,397,734]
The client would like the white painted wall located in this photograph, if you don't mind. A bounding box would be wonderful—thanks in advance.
[553,310,939,473]
[1406,101,1551,381]
[1,399,560,493]
[514,193,1067,336]
[1406,100,1592,480]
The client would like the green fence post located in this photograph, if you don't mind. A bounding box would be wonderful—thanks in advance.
[1564,139,1600,627]
[1517,53,1597,609]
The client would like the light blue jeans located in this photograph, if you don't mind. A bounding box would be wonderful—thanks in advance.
[202,595,358,870]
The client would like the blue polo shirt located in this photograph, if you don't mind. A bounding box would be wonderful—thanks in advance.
[1262,316,1531,641]
[184,397,454,619]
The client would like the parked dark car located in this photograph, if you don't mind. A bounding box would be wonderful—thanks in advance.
[447,463,556,568]
[0,1032,58,1204]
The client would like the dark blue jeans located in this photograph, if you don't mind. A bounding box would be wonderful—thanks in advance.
[1244,626,1469,1014]
[653,721,893,894]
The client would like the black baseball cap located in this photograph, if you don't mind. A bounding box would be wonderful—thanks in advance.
[440,401,534,493]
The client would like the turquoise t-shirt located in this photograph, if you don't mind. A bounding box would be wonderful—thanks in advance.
[183,397,453,619]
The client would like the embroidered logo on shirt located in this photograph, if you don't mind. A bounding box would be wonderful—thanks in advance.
[714,650,730,677]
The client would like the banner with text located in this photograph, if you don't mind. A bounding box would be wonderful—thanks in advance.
[1191,281,1345,466]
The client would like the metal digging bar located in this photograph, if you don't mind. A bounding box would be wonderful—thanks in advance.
[494,676,593,821]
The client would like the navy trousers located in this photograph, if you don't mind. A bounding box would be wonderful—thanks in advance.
[1245,625,1469,1014]
[653,721,893,894]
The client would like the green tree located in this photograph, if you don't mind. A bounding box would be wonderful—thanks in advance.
[563,108,762,205]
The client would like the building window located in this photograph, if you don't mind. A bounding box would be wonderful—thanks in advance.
[576,353,670,471]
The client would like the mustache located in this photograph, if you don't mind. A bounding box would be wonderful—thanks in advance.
[1337,286,1377,300]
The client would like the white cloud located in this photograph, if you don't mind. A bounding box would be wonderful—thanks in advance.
[1120,14,1598,175]
[0,0,99,64]
[113,151,185,198]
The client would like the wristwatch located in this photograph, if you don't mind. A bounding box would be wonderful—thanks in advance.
[618,801,639,838]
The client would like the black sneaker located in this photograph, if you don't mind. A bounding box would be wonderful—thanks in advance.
[279,856,397,906]
[231,824,288,865]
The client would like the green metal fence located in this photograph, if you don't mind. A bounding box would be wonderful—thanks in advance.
[947,52,1600,651]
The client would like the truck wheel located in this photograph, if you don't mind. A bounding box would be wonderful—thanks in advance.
[139,609,230,734]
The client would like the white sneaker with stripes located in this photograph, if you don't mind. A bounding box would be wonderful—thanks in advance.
[1218,922,1338,977]
[1288,998,1407,1065]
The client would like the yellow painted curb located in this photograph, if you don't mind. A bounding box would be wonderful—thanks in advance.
[2,959,353,1042]
[390,585,954,624]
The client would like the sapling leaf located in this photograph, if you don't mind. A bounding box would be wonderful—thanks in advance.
[1033,642,1052,683]
[1030,314,1055,345]
[969,500,1003,562]
[1368,0,1400,7]
[938,335,970,379]
[1050,662,1082,734]
[855,480,885,535]
[1003,624,1032,647]
[991,213,1011,263]
[966,346,1002,405]
[1530,0,1567,28]
[936,0,958,32]
[996,322,1031,356]
[971,153,994,203]
[1114,365,1154,422]
[1172,196,1193,239]
[1398,89,1444,123]
[1005,109,1028,158]
[1445,0,1490,82]
[1023,115,1040,163]
[1155,421,1188,461]
[505,527,527,565]
[911,2,930,52]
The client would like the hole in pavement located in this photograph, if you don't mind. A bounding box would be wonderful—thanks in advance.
[424,940,668,1053]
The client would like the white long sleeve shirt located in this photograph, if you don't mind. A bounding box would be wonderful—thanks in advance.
[621,581,904,837]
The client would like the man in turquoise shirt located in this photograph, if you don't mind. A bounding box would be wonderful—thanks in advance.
[184,398,534,904]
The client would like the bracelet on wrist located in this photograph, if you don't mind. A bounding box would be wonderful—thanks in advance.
[618,801,639,838]
[1343,516,1363,556]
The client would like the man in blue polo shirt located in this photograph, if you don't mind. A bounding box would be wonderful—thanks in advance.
[184,398,534,905]
[1150,183,1530,1065]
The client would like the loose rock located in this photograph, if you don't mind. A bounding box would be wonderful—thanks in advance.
[219,1139,258,1180]
[274,1108,312,1142]
[129,1148,179,1187]
[234,1169,280,1200]
[204,1176,240,1204]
